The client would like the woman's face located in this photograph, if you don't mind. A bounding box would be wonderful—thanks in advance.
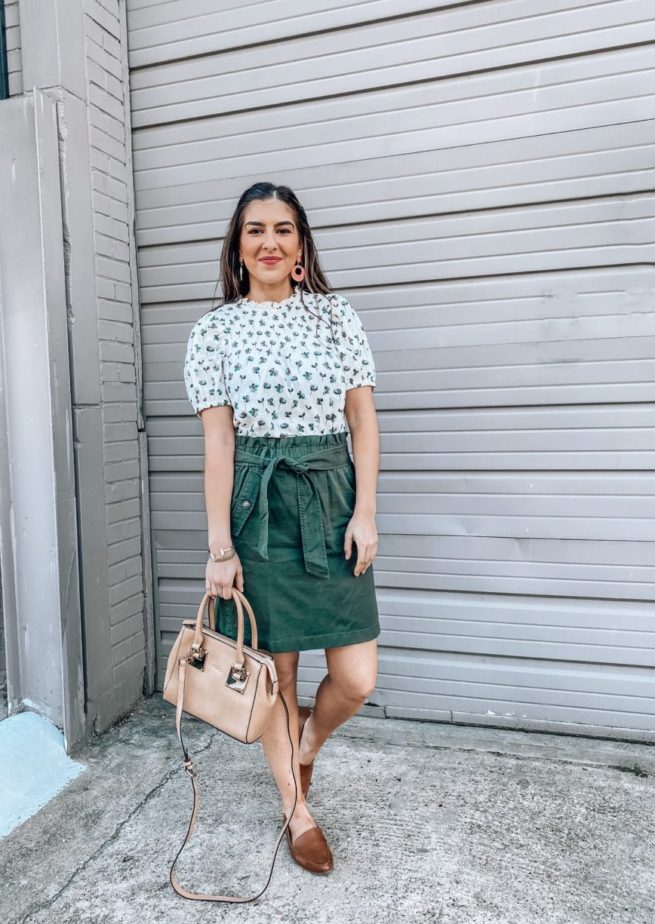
[239,199,302,290]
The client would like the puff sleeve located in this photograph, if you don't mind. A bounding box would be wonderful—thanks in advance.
[183,317,231,416]
[334,295,376,391]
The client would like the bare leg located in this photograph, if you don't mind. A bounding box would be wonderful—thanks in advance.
[299,639,378,766]
[258,650,320,841]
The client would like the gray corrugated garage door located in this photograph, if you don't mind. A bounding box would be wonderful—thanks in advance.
[127,0,655,739]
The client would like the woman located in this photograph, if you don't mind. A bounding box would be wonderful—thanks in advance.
[183,182,380,876]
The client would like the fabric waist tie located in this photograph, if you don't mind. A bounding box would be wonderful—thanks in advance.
[234,441,350,580]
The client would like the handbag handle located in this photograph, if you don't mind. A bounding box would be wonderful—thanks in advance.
[223,587,259,650]
[192,589,259,661]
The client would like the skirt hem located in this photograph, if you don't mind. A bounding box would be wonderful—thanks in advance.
[257,622,381,654]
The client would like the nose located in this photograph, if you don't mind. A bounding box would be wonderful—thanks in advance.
[261,231,281,252]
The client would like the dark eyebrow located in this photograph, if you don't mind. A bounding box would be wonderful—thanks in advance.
[245,220,295,227]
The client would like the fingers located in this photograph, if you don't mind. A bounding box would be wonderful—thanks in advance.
[234,564,244,594]
[205,560,244,598]
[352,540,378,577]
[345,526,378,576]
[354,552,375,576]
[205,583,233,599]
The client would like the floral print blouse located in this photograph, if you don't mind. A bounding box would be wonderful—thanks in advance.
[183,287,377,438]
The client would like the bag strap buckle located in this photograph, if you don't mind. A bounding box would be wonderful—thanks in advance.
[226,662,249,693]
[186,645,206,670]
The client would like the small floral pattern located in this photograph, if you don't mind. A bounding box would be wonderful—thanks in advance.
[183,289,376,437]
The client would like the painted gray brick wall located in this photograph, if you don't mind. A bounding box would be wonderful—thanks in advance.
[81,0,150,719]
[3,1,22,96]
[5,0,153,733]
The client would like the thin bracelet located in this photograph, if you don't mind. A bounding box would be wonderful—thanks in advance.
[208,545,235,562]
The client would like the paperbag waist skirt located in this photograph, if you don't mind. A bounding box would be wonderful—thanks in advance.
[214,431,381,653]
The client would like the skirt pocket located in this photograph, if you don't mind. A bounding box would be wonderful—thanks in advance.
[230,466,261,537]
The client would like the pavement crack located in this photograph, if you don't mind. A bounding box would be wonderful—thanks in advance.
[337,734,655,775]
[18,730,219,923]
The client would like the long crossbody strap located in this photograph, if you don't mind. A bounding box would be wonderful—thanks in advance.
[169,657,298,904]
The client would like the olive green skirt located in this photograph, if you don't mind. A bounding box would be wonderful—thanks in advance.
[214,431,380,653]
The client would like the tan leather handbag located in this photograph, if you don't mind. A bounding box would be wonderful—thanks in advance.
[162,588,297,904]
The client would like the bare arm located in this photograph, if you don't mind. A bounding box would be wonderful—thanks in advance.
[199,406,243,598]
[343,385,379,575]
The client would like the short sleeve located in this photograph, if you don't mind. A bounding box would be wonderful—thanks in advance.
[183,317,231,416]
[334,295,376,391]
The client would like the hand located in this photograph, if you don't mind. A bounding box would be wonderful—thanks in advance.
[344,511,378,576]
[206,554,244,599]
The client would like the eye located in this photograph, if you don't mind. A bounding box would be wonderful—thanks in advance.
[246,227,292,235]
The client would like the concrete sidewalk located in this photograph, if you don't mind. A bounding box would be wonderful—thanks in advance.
[1,696,654,924]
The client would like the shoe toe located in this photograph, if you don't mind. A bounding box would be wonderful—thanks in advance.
[287,823,333,873]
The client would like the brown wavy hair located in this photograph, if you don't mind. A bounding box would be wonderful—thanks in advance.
[206,182,339,340]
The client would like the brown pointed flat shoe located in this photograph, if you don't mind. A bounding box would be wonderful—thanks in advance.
[298,705,315,797]
[284,818,334,874]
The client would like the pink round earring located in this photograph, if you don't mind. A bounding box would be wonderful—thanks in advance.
[291,262,305,282]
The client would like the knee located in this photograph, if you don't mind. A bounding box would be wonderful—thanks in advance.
[276,670,298,693]
[333,672,377,703]
[274,654,299,692]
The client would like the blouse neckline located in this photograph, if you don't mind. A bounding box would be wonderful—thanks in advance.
[237,285,301,309]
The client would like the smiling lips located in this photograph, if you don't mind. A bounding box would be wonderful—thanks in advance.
[259,257,282,264]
